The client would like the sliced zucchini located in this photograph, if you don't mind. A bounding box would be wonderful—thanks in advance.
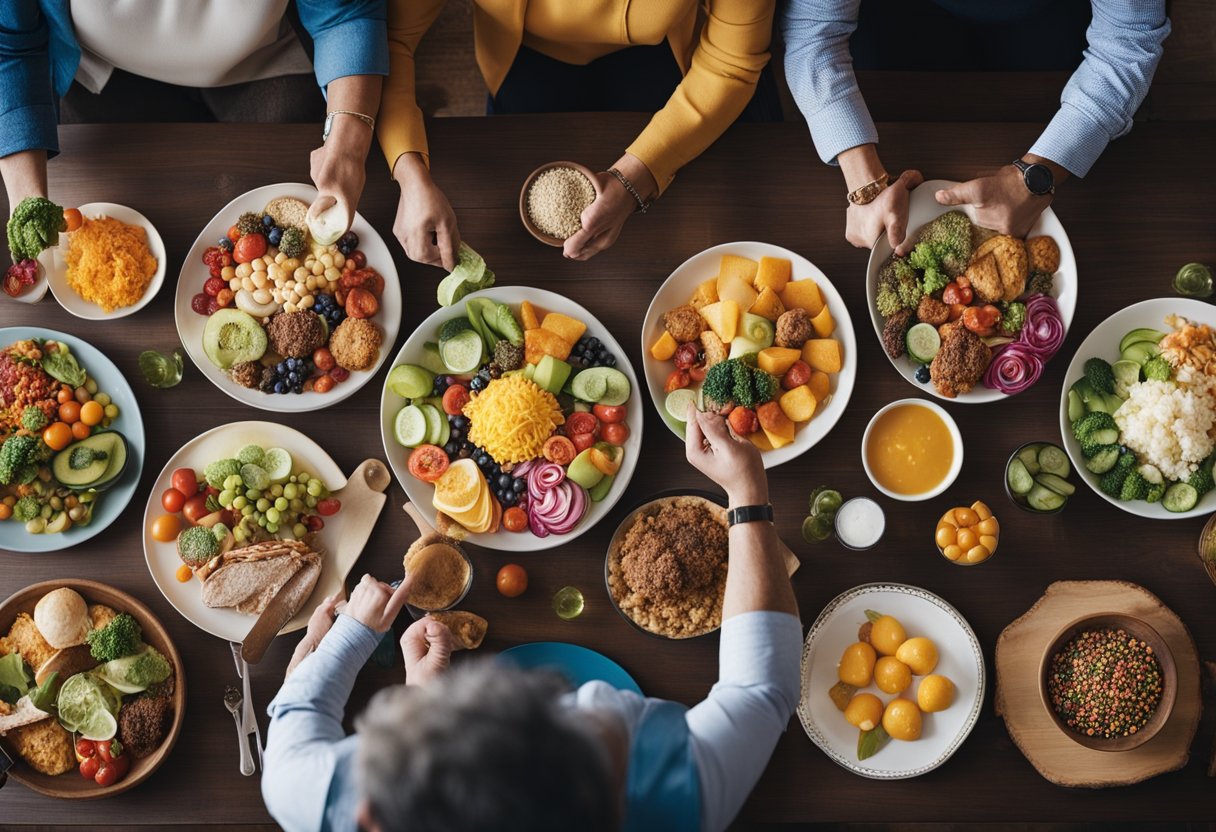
[1026,483,1067,512]
[1121,341,1160,366]
[1102,392,1124,414]
[1037,444,1071,478]
[1067,389,1085,423]
[1007,459,1034,496]
[1036,472,1076,497]
[1085,395,1110,415]
[1163,483,1199,513]
[1138,464,1164,485]
[1119,328,1167,353]
[1085,447,1120,474]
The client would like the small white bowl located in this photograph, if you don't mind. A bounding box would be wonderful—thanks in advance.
[45,202,166,320]
[861,398,963,501]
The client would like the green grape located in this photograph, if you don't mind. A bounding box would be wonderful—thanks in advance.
[241,504,254,516]
[232,496,247,510]
[274,497,288,511]
[266,522,279,534]
[284,483,299,500]
[305,495,317,508]
[266,508,281,524]
[292,523,307,537]
[296,473,310,485]
[245,488,260,501]
[270,483,283,498]
[306,480,323,497]
[256,498,270,512]
[290,498,305,512]
[219,490,235,506]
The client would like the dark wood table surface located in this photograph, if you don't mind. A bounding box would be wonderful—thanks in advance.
[2,117,1215,826]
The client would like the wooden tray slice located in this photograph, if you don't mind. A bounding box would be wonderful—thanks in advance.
[994,580,1202,788]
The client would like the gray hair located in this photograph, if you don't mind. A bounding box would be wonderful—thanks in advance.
[356,660,619,832]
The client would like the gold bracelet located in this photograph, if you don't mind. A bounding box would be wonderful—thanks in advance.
[847,172,889,206]
[323,110,376,142]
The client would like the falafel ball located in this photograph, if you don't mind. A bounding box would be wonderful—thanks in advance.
[775,308,814,349]
[231,360,265,389]
[266,310,326,359]
[917,296,950,326]
[663,304,706,343]
[1026,236,1060,274]
[330,317,383,371]
[881,309,914,359]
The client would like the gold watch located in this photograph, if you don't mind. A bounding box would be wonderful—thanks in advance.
[847,173,889,206]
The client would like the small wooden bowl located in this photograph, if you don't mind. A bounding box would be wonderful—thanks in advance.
[1037,613,1176,752]
[518,161,601,247]
[0,580,186,799]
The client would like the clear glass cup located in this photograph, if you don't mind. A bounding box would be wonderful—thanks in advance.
[553,586,585,620]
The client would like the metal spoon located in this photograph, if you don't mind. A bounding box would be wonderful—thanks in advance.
[223,686,255,776]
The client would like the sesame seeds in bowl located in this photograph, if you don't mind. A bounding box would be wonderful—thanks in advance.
[520,162,601,246]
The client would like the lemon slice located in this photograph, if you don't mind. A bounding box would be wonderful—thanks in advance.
[433,459,484,514]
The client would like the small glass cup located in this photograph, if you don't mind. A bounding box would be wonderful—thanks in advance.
[553,586,585,620]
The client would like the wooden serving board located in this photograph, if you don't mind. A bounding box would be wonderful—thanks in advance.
[994,580,1202,788]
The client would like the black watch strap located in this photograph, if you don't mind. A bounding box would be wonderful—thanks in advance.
[727,504,774,526]
[1012,159,1054,196]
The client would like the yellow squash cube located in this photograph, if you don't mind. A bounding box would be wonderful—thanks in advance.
[754,256,792,293]
[748,431,774,451]
[749,287,785,321]
[762,423,796,449]
[650,331,678,361]
[525,328,572,365]
[716,274,758,311]
[802,339,843,373]
[520,300,541,331]
[810,305,835,338]
[689,277,719,310]
[780,279,825,316]
[779,385,817,423]
[756,347,802,376]
[698,300,739,343]
[541,312,587,345]
[719,254,759,285]
[809,370,831,402]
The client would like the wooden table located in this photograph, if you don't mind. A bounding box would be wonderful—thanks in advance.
[2,117,1215,826]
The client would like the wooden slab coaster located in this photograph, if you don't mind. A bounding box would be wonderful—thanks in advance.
[994,580,1202,788]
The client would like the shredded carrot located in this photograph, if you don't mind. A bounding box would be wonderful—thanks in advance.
[463,375,564,464]
[65,217,156,312]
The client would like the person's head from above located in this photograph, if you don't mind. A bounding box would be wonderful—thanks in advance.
[355,661,623,832]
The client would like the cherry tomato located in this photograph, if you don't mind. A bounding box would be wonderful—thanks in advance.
[175,564,194,583]
[96,740,116,762]
[344,287,379,319]
[58,401,81,424]
[329,366,350,383]
[781,360,812,391]
[76,739,96,758]
[408,445,450,482]
[316,498,341,516]
[182,493,210,524]
[63,208,83,232]
[71,421,91,440]
[601,422,629,445]
[496,563,528,597]
[149,514,181,543]
[3,272,24,297]
[564,411,599,438]
[664,369,690,393]
[442,385,470,416]
[94,756,129,787]
[232,233,267,264]
[502,507,528,533]
[79,400,104,426]
[592,404,627,424]
[42,422,73,451]
[161,488,186,513]
[312,347,335,372]
[227,225,241,243]
[942,281,974,305]
[313,375,335,394]
[79,755,101,780]
[570,431,596,453]
[728,407,759,436]
[171,468,198,495]
[688,364,708,383]
[542,435,576,465]
[673,342,700,370]
[57,385,73,404]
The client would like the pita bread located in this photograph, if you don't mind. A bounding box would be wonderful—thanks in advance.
[426,611,487,651]
[199,539,322,616]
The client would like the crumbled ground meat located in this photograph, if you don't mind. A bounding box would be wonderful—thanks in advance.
[266,311,325,358]
[329,318,383,371]
[881,309,913,359]
[917,296,950,326]
[230,360,266,389]
[118,694,173,759]
[663,305,706,343]
[775,308,814,349]
[930,321,991,398]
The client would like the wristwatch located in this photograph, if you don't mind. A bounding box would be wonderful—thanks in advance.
[1012,159,1054,196]
[727,504,774,527]
[322,110,375,143]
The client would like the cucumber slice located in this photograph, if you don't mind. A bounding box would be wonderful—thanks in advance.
[418,404,442,445]
[1111,359,1141,397]
[665,388,700,422]
[1006,458,1034,495]
[1067,390,1085,423]
[1089,428,1120,445]
[436,413,451,448]
[387,364,436,399]
[1036,472,1076,497]
[489,303,524,346]
[1163,483,1199,512]
[1071,377,1095,401]
[1121,341,1159,366]
[1138,464,1164,484]
[1085,395,1110,414]
[465,299,497,354]
[1036,444,1071,478]
[1026,483,1067,512]
[571,367,631,406]
[1102,393,1124,414]
[1119,328,1166,353]
[438,318,473,341]
[905,323,941,364]
[393,405,428,448]
[419,342,448,376]
[1085,446,1120,474]
[262,448,293,483]
[439,329,484,375]
[1017,444,1043,476]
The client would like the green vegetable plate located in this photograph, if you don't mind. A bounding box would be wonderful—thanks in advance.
[0,327,144,553]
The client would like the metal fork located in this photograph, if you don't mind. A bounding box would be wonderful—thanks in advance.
[230,641,265,768]
[223,686,255,776]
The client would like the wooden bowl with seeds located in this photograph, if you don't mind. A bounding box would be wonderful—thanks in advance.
[519,161,601,247]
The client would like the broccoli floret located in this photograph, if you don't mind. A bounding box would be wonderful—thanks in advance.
[1080,438,1109,459]
[751,371,779,405]
[493,340,524,371]
[1099,466,1129,497]
[1027,271,1055,297]
[13,495,41,522]
[1146,482,1166,503]
[68,446,107,470]
[876,258,922,317]
[702,359,776,409]
[1084,358,1115,394]
[908,242,951,295]
[1119,471,1149,501]
[1187,464,1214,497]
[20,406,48,432]
[176,525,220,565]
[236,212,263,236]
[702,359,737,409]
[998,302,1027,337]
[1072,411,1116,442]
[204,459,241,489]
[6,197,66,261]
[1116,451,1138,473]
[730,360,756,406]
[236,444,265,466]
[0,434,41,485]
[278,226,307,258]
[915,210,972,276]
[86,613,143,662]
[1142,355,1172,382]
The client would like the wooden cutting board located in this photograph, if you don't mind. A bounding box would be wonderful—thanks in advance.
[994,580,1202,788]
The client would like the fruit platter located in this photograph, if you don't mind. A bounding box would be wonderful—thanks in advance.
[142,422,361,642]
[174,183,401,412]
[1060,297,1216,519]
[798,583,984,779]
[642,242,856,469]
[866,179,1077,403]
[381,287,642,552]
[0,327,144,554]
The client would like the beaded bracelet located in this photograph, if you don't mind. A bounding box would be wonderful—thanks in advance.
[607,167,652,214]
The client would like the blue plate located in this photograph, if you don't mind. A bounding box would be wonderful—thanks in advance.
[0,328,144,553]
[498,642,642,695]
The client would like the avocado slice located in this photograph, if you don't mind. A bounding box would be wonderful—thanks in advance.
[203,309,268,370]
[51,432,128,491]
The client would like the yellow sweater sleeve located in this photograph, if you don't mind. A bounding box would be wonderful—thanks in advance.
[378,0,448,175]
[626,0,775,195]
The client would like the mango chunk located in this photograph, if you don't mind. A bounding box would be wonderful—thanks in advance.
[520,300,541,331]
[716,274,758,311]
[779,385,817,423]
[809,370,831,402]
[748,431,774,451]
[525,327,572,364]
[756,347,802,376]
[749,287,785,321]
[802,339,842,373]
[780,279,825,317]
[755,257,792,293]
[719,254,759,285]
[698,300,740,343]
[650,330,678,361]
[810,305,836,338]
[541,312,587,345]
[690,277,719,310]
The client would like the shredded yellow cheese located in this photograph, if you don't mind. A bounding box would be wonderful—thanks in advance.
[66,217,157,313]
[463,375,564,464]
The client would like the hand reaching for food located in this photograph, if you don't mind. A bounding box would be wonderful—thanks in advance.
[935,166,1052,239]
[564,155,657,261]
[343,573,413,633]
[393,152,460,271]
[400,617,455,687]
[684,405,768,506]
[285,591,344,679]
[846,170,923,254]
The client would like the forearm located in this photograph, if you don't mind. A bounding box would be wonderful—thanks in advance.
[378,0,445,174]
[837,143,886,192]
[1,150,47,210]
[721,478,798,620]
[267,614,381,730]
[324,74,382,164]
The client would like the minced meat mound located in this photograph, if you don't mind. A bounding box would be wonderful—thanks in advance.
[231,360,266,389]
[620,502,728,604]
[118,694,173,758]
[266,310,325,359]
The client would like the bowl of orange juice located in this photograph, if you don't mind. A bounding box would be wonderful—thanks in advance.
[861,398,963,501]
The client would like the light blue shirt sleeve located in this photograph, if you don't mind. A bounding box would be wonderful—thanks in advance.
[295,0,389,90]
[572,610,803,832]
[262,614,383,832]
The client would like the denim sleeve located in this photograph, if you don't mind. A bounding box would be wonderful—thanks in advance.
[295,0,389,89]
[0,0,58,157]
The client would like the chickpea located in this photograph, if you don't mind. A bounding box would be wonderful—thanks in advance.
[26,517,46,534]
[68,505,87,522]
[333,252,345,268]
[300,294,315,309]
[274,252,287,264]
[305,276,318,291]
[253,288,273,305]
[252,272,269,290]
[268,265,283,282]
[319,253,333,268]
[65,494,79,509]
[324,267,340,282]
[74,385,90,403]
[311,261,324,276]
[236,262,252,279]
[283,258,300,271]
[284,301,298,314]
[221,265,236,280]
[294,267,309,281]
[228,277,241,292]
[242,276,256,292]
[252,258,267,272]
[286,290,300,304]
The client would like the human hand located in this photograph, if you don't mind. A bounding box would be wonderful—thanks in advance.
[684,405,768,507]
[846,170,923,254]
[400,617,454,687]
[307,138,366,238]
[935,165,1051,238]
[393,153,460,271]
[285,591,343,679]
[564,154,657,261]
[342,573,412,633]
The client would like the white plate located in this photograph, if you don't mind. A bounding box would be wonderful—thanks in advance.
[174,183,401,412]
[1059,296,1216,519]
[44,202,166,319]
[864,179,1077,403]
[381,287,643,552]
[641,242,857,469]
[797,583,985,779]
[142,421,353,642]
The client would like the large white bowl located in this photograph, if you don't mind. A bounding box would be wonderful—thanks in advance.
[798,583,985,779]
[44,202,166,319]
[1059,296,1216,520]
[142,421,358,642]
[381,287,643,552]
[865,179,1077,403]
[641,242,857,469]
[174,183,401,412]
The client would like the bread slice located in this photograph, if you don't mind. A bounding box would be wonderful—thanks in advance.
[199,540,322,616]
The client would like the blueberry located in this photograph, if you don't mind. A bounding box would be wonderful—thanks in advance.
[501,490,517,507]
[470,377,485,392]
[273,381,287,394]
[461,440,474,452]
[458,446,472,459]
[513,478,526,493]
[268,227,283,246]
[587,337,601,350]
[474,452,487,466]
[337,231,360,255]
[218,237,234,251]
[915,365,931,383]
[276,361,288,374]
[292,384,304,394]
[452,416,468,430]
[444,441,459,455]
[497,474,513,490]
[288,372,300,383]
[450,429,463,443]
[262,214,274,227]
[596,350,609,362]
[605,355,617,367]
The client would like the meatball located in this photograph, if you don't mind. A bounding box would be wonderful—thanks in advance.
[1026,236,1060,274]
[917,296,950,326]
[881,309,913,359]
[118,694,173,759]
[230,360,266,389]
[663,305,706,343]
[930,322,990,398]
[266,310,326,358]
[329,317,383,371]
[775,308,814,349]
